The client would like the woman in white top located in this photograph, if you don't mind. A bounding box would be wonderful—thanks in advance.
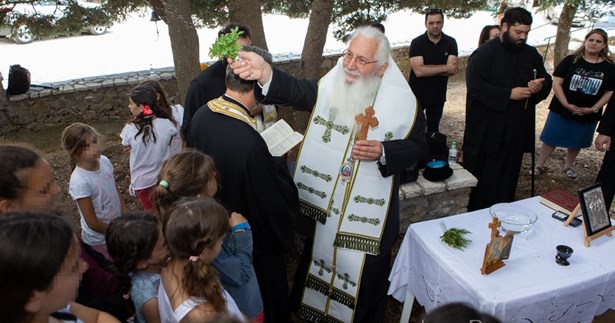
[158,198,246,322]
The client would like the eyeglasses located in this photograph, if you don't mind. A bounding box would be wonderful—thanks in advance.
[342,50,378,69]
[426,8,442,14]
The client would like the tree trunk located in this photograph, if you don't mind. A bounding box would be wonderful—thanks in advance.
[300,0,334,79]
[228,0,268,50]
[553,2,579,67]
[161,0,200,105]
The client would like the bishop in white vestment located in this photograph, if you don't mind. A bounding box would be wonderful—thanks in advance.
[230,26,427,323]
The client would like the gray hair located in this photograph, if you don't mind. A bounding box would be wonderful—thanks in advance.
[348,26,391,67]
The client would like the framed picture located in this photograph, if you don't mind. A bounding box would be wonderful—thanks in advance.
[577,183,612,236]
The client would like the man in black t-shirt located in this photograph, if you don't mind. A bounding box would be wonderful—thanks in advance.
[408,8,458,133]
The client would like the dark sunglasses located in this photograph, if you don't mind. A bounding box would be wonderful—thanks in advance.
[426,8,443,14]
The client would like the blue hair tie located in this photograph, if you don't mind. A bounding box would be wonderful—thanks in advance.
[159,180,169,189]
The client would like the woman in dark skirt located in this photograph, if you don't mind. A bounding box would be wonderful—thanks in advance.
[533,28,615,178]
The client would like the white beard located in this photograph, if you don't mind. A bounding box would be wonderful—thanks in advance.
[329,59,382,127]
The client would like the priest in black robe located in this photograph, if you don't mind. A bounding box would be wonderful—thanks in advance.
[229,27,427,323]
[187,46,298,323]
[463,7,552,211]
[595,94,615,212]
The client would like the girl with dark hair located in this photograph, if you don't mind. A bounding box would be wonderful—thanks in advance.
[534,28,615,178]
[106,212,168,323]
[138,80,184,154]
[0,212,118,323]
[159,198,246,322]
[62,122,125,260]
[154,150,263,322]
[0,144,61,213]
[121,85,180,212]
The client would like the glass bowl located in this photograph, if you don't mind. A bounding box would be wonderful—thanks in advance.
[489,203,538,234]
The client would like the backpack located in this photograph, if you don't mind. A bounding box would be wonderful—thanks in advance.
[7,64,31,96]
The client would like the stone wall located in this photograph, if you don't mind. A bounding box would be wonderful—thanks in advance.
[399,164,477,232]
[0,45,470,135]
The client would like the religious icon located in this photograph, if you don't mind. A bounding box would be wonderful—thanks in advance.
[481,217,515,275]
[339,160,353,182]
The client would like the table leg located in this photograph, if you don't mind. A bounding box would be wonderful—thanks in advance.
[399,288,415,323]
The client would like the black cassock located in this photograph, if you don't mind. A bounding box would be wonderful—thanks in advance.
[596,95,615,210]
[257,68,427,323]
[187,95,299,323]
[463,37,552,211]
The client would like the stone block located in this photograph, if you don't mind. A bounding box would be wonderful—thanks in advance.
[445,169,477,191]
[31,102,51,115]
[400,182,423,199]
[114,78,128,86]
[416,175,445,195]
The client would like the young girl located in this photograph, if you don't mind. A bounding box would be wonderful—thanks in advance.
[153,150,263,322]
[106,212,168,323]
[139,80,184,154]
[62,122,126,260]
[159,198,245,322]
[0,144,61,213]
[121,85,179,212]
[0,212,118,323]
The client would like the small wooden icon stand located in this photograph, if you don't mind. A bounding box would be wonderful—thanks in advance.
[481,217,514,275]
[564,203,615,247]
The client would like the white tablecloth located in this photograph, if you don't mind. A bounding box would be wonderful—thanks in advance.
[388,197,615,322]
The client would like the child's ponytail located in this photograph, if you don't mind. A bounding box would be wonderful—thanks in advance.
[129,85,173,145]
[164,198,230,312]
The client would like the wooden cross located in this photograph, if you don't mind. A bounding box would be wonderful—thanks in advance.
[488,217,501,239]
[313,110,350,143]
[337,272,357,290]
[355,106,379,141]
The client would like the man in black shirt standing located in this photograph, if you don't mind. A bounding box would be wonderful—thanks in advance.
[408,8,458,133]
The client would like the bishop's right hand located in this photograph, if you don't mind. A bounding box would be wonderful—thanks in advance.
[228,51,273,86]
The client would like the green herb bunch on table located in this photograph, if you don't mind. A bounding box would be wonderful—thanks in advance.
[440,227,472,250]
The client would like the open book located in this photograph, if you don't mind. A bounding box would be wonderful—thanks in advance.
[260,119,304,156]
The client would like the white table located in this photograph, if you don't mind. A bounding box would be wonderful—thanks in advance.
[388,197,615,323]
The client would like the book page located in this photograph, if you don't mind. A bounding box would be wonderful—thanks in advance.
[261,119,293,148]
[261,119,304,156]
[270,132,304,156]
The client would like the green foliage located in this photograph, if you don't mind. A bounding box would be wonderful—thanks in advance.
[208,26,243,59]
[1,0,114,40]
[440,227,472,250]
[190,0,228,28]
[262,0,311,18]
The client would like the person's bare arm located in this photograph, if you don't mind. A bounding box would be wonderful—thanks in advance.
[69,302,120,323]
[76,197,108,234]
[410,56,456,77]
[141,298,161,323]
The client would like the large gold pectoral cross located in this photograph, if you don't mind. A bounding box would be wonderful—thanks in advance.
[355,106,379,141]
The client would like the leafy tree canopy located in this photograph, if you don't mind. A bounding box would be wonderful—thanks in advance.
[0,0,114,39]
